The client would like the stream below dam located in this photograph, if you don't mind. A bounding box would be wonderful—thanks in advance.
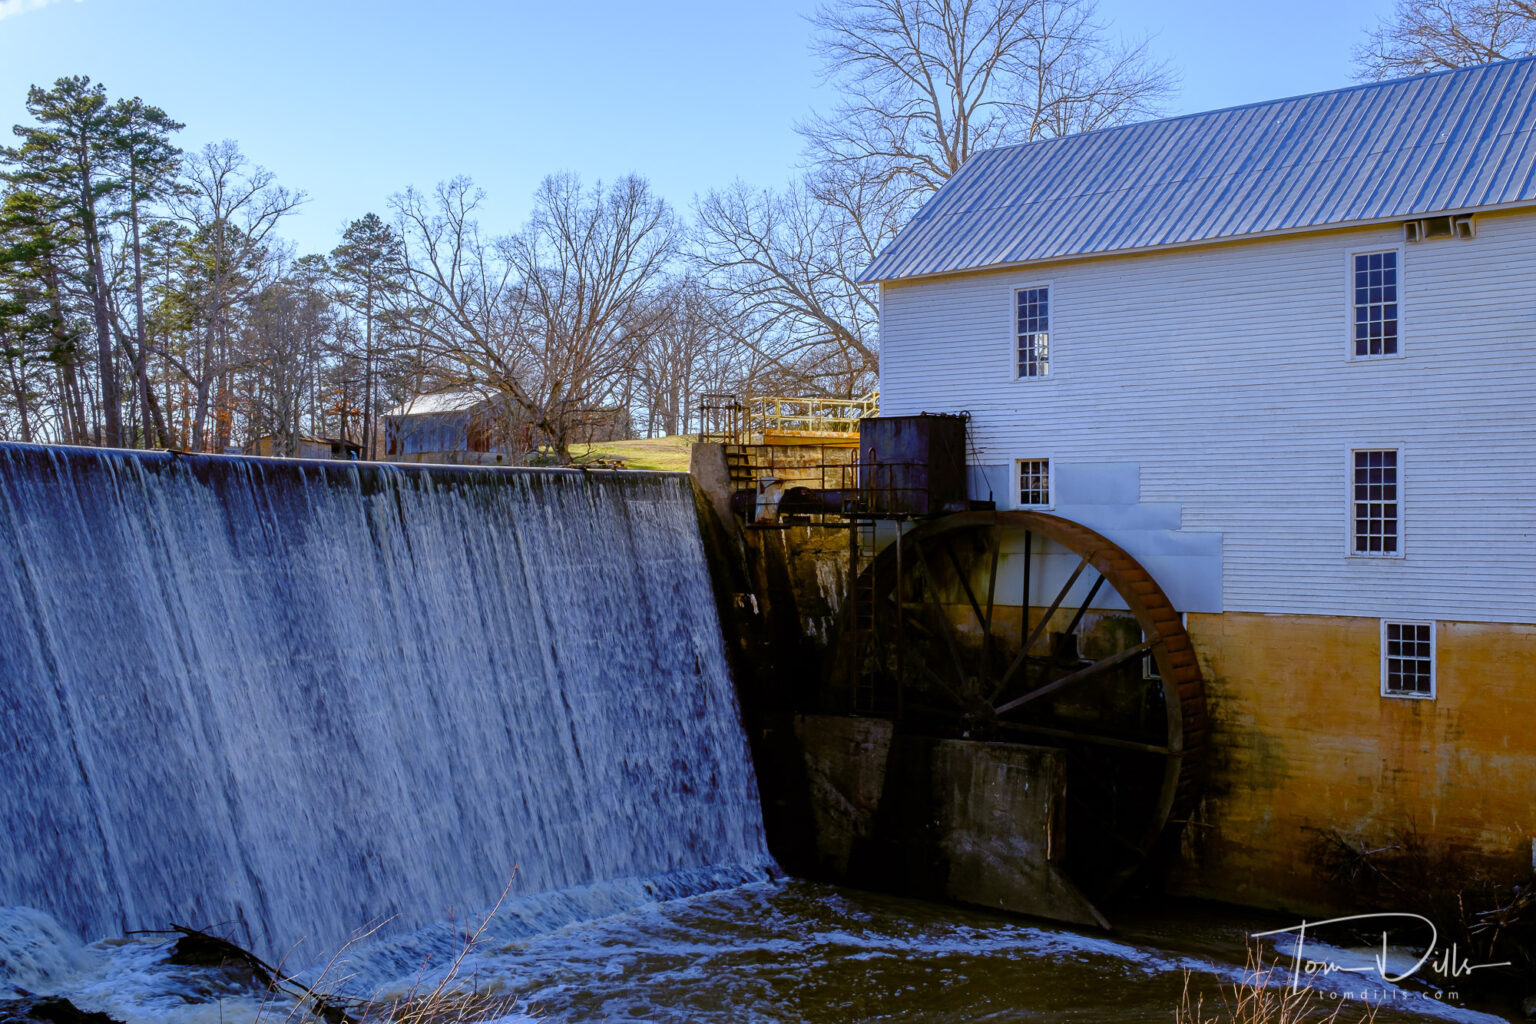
[0,879,1511,1023]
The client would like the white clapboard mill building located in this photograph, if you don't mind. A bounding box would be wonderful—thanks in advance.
[862,56,1536,907]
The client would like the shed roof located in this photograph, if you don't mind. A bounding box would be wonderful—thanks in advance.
[861,56,1536,283]
[387,388,498,418]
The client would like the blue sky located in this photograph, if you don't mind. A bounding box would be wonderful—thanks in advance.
[0,0,1391,257]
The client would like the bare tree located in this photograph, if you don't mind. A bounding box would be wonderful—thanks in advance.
[696,0,1172,401]
[108,95,181,448]
[501,173,677,459]
[170,140,302,450]
[240,259,332,453]
[802,0,1176,201]
[694,167,896,394]
[390,177,543,444]
[392,175,680,463]
[629,277,761,436]
[1355,0,1536,80]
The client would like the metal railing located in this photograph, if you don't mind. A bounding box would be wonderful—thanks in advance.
[696,390,880,444]
[742,453,948,526]
[747,390,879,437]
[696,392,745,444]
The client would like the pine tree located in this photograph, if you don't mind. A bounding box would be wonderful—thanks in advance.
[2,76,126,446]
[0,185,89,443]
[331,213,404,459]
[109,96,182,448]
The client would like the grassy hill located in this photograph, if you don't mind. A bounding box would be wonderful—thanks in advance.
[570,435,694,472]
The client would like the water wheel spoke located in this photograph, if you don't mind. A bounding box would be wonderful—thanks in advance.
[942,540,987,629]
[916,659,970,709]
[912,540,976,700]
[906,697,967,720]
[978,525,1002,683]
[1060,575,1107,645]
[1022,554,1096,654]
[995,720,1176,756]
[992,553,1094,700]
[1019,572,1112,694]
[1020,530,1031,647]
[994,637,1159,716]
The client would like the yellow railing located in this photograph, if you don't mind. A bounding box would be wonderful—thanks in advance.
[747,390,879,436]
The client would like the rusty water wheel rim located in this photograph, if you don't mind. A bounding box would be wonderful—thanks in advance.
[838,510,1208,898]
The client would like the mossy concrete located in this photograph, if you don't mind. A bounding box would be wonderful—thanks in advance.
[793,715,1105,927]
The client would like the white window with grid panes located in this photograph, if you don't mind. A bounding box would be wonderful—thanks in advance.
[1381,620,1434,698]
[1350,449,1400,556]
[1017,458,1051,507]
[1351,250,1400,358]
[1015,286,1050,377]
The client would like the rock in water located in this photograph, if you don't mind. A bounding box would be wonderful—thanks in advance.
[1,998,121,1024]
[166,928,273,991]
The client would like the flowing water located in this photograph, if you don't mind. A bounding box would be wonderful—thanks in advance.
[0,883,1510,1023]
[0,445,768,957]
[0,444,1513,1022]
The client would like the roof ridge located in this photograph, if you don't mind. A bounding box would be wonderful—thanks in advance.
[976,54,1536,162]
[864,58,1536,282]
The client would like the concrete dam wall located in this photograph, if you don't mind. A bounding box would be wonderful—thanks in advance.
[0,444,770,956]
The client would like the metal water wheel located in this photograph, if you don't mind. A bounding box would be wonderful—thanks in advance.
[838,510,1208,899]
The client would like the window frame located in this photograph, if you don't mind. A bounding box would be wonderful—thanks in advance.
[1380,618,1436,700]
[1346,446,1405,559]
[1015,457,1053,509]
[1012,283,1054,380]
[1345,246,1405,362]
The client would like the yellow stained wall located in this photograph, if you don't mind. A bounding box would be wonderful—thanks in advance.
[1173,612,1536,911]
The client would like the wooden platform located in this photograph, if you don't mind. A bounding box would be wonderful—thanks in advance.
[760,429,860,447]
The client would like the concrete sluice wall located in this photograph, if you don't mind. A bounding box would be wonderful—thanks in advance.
[690,442,1106,926]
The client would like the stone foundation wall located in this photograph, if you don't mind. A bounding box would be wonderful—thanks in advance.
[1174,612,1536,912]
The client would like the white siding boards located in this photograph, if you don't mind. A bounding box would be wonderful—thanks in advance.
[878,210,1536,623]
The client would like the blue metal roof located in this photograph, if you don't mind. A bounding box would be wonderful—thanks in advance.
[862,57,1536,283]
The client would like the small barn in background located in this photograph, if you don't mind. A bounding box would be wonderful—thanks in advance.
[247,435,362,460]
[567,405,632,445]
[385,388,526,463]
[385,387,633,464]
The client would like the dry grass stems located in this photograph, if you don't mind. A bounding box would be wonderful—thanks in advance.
[261,874,526,1024]
[1176,945,1380,1024]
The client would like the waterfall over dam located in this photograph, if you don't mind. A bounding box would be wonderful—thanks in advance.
[0,443,769,958]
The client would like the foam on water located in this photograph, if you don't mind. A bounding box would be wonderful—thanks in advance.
[356,880,1506,1024]
[0,444,770,959]
[0,876,1504,1022]
[0,906,100,1000]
